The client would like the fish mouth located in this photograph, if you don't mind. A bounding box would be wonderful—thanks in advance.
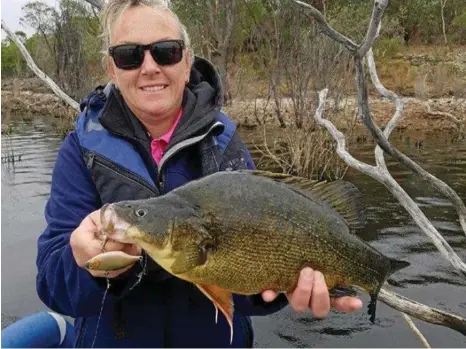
[101,204,134,244]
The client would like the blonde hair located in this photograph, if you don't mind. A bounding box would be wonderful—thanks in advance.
[100,0,192,65]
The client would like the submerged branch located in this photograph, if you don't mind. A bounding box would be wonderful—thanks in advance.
[1,20,79,111]
[401,313,431,348]
[379,288,466,337]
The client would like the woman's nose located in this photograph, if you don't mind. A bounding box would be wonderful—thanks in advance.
[141,50,161,75]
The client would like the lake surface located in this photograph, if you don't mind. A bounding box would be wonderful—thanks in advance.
[2,117,465,347]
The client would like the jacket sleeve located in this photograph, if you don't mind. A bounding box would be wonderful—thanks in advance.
[223,131,289,316]
[35,132,141,318]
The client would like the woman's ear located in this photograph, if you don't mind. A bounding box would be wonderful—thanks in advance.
[107,56,116,82]
[185,49,192,81]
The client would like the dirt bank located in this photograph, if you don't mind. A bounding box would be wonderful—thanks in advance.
[224,96,465,134]
[2,87,464,138]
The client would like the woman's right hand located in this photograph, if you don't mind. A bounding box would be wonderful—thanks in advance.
[70,209,141,278]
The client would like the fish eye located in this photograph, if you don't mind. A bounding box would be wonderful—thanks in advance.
[135,209,147,218]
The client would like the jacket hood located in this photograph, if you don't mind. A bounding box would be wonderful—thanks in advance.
[96,56,225,150]
[169,56,225,147]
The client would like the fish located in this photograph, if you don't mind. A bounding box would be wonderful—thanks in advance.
[84,250,142,271]
[91,170,410,343]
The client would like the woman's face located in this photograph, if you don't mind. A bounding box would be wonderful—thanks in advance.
[108,6,191,123]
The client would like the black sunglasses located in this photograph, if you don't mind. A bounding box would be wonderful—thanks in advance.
[108,39,185,70]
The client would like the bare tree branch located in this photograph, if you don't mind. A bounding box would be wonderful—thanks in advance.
[358,0,388,57]
[355,29,466,240]
[401,313,431,348]
[367,48,466,239]
[314,85,466,276]
[291,0,358,54]
[82,0,103,10]
[1,20,79,111]
[441,0,448,44]
[313,72,466,339]
[293,0,466,241]
[293,0,466,336]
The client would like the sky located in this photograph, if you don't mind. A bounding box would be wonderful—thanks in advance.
[1,0,58,40]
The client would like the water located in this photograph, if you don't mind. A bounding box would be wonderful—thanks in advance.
[2,119,63,324]
[2,119,466,347]
[248,130,466,347]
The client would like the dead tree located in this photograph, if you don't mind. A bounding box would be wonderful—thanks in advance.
[1,20,79,111]
[292,0,466,339]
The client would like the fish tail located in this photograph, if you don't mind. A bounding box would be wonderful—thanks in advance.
[388,258,410,274]
[367,258,409,323]
[368,293,377,323]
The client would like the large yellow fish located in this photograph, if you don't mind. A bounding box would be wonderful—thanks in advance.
[86,170,409,343]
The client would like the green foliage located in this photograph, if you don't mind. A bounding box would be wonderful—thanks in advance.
[1,40,25,77]
[452,8,466,43]
[373,37,403,59]
[3,0,466,99]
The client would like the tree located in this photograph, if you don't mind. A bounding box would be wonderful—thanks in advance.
[293,0,466,340]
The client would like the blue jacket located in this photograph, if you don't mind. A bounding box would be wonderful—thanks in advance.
[36,57,288,347]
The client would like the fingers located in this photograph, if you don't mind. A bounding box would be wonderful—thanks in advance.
[122,243,142,257]
[88,210,102,230]
[330,296,363,312]
[286,268,361,319]
[288,268,315,313]
[309,271,330,318]
[70,209,142,279]
[261,290,278,302]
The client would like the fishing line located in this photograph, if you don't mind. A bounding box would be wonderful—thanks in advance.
[130,252,148,291]
[91,274,110,348]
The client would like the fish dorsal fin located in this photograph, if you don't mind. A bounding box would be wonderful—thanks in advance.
[240,170,365,230]
[196,284,234,344]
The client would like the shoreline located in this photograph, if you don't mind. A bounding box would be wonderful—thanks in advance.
[2,89,464,136]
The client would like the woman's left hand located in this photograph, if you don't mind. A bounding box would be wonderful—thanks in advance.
[262,267,363,317]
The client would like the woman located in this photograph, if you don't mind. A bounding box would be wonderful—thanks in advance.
[35,0,362,347]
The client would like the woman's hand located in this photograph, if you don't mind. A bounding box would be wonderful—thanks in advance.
[262,267,363,317]
[70,209,141,278]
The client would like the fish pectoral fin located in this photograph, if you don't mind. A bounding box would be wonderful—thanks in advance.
[196,283,234,344]
[170,244,208,274]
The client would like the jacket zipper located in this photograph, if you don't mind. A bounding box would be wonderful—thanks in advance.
[86,152,158,196]
[157,122,224,177]
[96,121,224,193]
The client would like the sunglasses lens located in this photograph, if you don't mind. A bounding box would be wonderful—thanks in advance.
[151,41,183,65]
[112,45,143,69]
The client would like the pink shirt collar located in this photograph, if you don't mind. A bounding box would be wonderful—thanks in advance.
[150,108,183,165]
